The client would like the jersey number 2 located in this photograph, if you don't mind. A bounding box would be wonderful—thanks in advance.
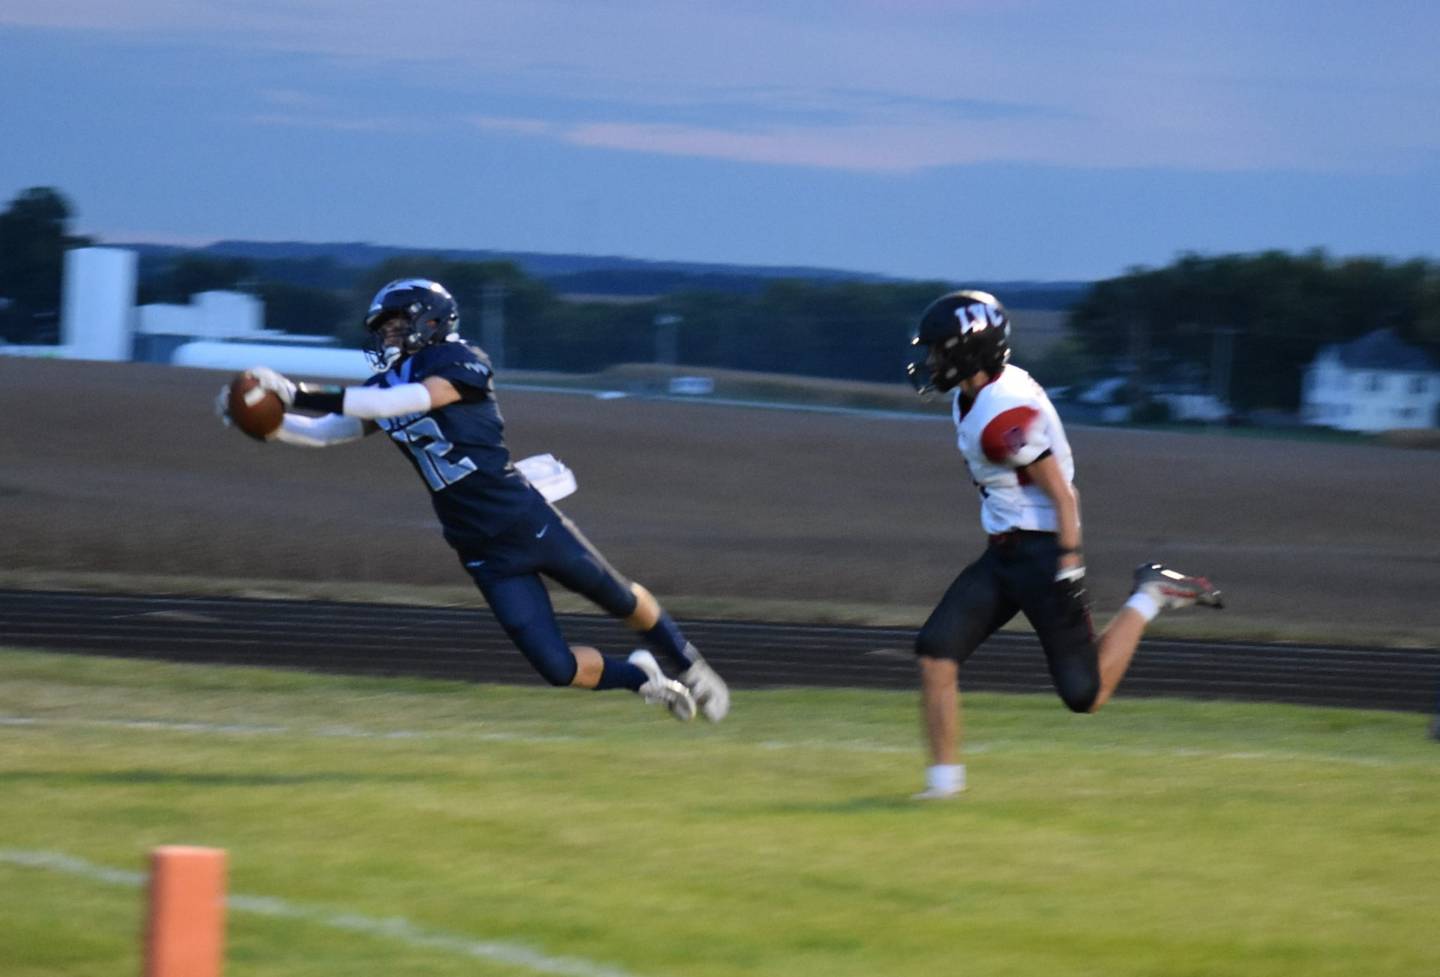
[393,417,477,491]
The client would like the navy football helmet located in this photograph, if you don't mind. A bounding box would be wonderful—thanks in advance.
[906,289,1011,395]
[363,278,460,370]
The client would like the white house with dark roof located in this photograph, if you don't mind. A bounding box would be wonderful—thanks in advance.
[1302,329,1440,431]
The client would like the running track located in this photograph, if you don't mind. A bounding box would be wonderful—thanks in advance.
[1,589,1437,713]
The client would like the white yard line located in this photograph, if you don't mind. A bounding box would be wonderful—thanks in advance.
[0,715,578,744]
[1,713,1423,767]
[0,850,643,977]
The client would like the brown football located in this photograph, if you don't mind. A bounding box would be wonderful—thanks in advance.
[227,371,285,441]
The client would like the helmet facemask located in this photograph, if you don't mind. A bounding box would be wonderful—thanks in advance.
[364,313,414,371]
[907,336,952,396]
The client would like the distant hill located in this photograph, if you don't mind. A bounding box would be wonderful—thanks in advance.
[117,239,1091,307]
[121,240,902,282]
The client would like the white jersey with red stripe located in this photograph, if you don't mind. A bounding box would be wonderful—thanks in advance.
[950,364,1074,534]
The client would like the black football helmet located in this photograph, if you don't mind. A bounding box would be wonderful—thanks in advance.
[905,289,1011,395]
[363,278,460,369]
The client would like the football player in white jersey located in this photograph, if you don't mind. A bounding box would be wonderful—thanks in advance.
[904,290,1223,799]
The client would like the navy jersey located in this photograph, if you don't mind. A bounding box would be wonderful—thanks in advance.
[367,341,542,544]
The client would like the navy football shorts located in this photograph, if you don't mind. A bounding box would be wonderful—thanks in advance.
[915,530,1100,712]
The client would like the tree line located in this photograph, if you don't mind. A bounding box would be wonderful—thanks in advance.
[3,186,1438,410]
[1069,251,1440,410]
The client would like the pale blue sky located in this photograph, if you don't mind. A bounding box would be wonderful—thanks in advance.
[3,1,1436,280]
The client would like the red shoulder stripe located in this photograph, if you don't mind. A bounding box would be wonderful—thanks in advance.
[980,406,1040,463]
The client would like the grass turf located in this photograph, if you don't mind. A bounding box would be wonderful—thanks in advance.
[1,648,1436,977]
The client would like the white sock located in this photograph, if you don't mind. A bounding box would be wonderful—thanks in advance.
[926,764,965,794]
[1124,590,1160,622]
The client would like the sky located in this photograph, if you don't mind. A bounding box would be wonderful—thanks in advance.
[2,1,1437,281]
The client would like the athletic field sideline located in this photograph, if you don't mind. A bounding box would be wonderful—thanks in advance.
[2,589,1436,713]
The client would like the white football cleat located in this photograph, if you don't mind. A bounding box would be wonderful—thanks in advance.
[680,659,730,723]
[911,785,966,801]
[628,650,696,722]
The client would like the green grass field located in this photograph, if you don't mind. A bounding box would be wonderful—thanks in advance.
[2,648,1436,977]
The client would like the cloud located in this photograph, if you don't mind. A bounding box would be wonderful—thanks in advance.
[8,1,1439,177]
[256,88,331,110]
[469,116,559,137]
[465,102,1423,175]
[1,0,301,35]
[567,121,925,172]
[247,113,399,133]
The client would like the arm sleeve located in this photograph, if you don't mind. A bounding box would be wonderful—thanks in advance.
[340,383,433,419]
[271,412,366,448]
[980,406,1050,467]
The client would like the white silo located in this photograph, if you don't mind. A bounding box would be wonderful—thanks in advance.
[60,247,138,361]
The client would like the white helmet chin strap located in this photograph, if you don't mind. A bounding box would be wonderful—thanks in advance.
[377,346,403,371]
[374,322,456,372]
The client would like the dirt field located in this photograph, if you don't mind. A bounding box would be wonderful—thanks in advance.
[4,357,1438,646]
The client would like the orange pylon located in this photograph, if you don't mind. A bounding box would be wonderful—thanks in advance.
[143,846,227,977]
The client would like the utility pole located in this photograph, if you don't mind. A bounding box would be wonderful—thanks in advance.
[481,283,506,369]
[1128,318,1149,420]
[655,313,681,367]
[1211,326,1238,424]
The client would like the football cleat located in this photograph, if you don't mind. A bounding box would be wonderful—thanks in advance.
[680,658,730,723]
[628,650,696,722]
[911,785,966,801]
[1133,563,1224,610]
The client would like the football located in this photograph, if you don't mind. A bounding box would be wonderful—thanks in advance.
[227,371,285,441]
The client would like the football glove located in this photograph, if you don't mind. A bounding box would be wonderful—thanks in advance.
[248,366,296,406]
[214,384,234,428]
[1053,565,1090,629]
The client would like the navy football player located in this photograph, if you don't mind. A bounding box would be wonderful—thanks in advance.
[216,278,729,722]
[904,289,1223,798]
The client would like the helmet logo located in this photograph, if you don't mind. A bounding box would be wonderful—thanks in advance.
[954,302,1003,334]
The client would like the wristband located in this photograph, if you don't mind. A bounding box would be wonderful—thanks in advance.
[1058,546,1081,555]
[293,383,346,414]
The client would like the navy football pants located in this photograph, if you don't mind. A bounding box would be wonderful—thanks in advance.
[456,503,637,686]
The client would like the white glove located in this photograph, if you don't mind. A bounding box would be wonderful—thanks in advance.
[247,366,296,407]
[214,384,234,428]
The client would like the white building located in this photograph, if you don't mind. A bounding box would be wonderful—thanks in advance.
[1302,329,1440,432]
[137,289,266,340]
[60,247,138,361]
[0,245,350,371]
